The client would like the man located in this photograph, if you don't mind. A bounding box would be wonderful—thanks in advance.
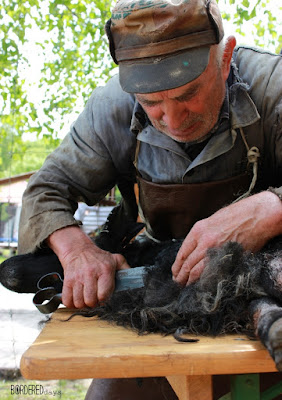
[19,0,282,397]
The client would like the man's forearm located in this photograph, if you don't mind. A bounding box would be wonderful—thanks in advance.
[47,225,97,260]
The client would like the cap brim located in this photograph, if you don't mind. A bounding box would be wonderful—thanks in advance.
[119,46,210,94]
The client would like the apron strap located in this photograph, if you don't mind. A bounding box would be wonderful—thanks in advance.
[233,127,260,203]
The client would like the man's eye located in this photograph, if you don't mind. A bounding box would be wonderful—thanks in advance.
[177,90,198,102]
[145,102,159,107]
[137,97,161,107]
[141,100,160,107]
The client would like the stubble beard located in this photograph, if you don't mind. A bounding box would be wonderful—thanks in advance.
[151,108,220,144]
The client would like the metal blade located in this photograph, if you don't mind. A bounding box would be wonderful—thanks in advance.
[115,266,153,292]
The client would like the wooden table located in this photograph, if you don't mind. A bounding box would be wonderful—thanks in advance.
[20,308,278,400]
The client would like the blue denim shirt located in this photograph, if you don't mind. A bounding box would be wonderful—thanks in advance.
[18,46,282,253]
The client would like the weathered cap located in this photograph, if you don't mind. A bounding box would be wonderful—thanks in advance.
[106,0,224,93]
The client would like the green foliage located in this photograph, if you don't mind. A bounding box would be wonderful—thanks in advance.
[0,0,42,138]
[0,133,60,178]
[0,0,281,178]
[37,0,114,134]
[0,203,12,223]
[218,0,282,52]
[0,0,113,164]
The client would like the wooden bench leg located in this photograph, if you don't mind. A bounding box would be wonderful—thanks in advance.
[167,375,212,400]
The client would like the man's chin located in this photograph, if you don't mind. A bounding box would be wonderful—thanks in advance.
[162,123,208,143]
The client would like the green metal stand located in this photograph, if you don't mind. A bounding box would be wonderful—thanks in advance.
[261,380,282,400]
[218,374,282,400]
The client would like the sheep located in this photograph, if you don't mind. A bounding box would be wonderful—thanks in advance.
[74,236,282,371]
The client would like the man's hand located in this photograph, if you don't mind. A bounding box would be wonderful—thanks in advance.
[172,191,282,286]
[47,226,130,308]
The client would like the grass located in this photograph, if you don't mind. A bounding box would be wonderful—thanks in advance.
[0,378,92,399]
[0,255,7,263]
[0,248,14,263]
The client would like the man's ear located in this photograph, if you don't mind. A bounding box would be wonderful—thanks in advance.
[222,36,236,80]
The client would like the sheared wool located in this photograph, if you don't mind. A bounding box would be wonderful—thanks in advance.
[77,238,282,340]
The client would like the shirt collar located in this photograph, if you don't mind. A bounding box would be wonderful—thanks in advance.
[210,85,230,134]
[130,101,148,134]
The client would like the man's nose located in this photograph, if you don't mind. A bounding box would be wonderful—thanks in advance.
[162,101,188,130]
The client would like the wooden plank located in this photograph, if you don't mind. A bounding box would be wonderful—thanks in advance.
[20,309,278,381]
[167,375,212,400]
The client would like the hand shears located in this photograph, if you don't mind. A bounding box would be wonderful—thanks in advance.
[33,266,151,314]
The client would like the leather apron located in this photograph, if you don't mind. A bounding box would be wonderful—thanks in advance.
[135,130,259,241]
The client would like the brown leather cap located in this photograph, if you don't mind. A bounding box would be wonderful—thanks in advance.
[106,0,224,93]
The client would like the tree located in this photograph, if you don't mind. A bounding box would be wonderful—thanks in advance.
[0,134,61,178]
[0,0,114,175]
[0,0,113,141]
[218,0,282,50]
[0,0,281,176]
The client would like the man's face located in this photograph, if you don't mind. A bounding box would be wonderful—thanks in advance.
[136,49,228,143]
